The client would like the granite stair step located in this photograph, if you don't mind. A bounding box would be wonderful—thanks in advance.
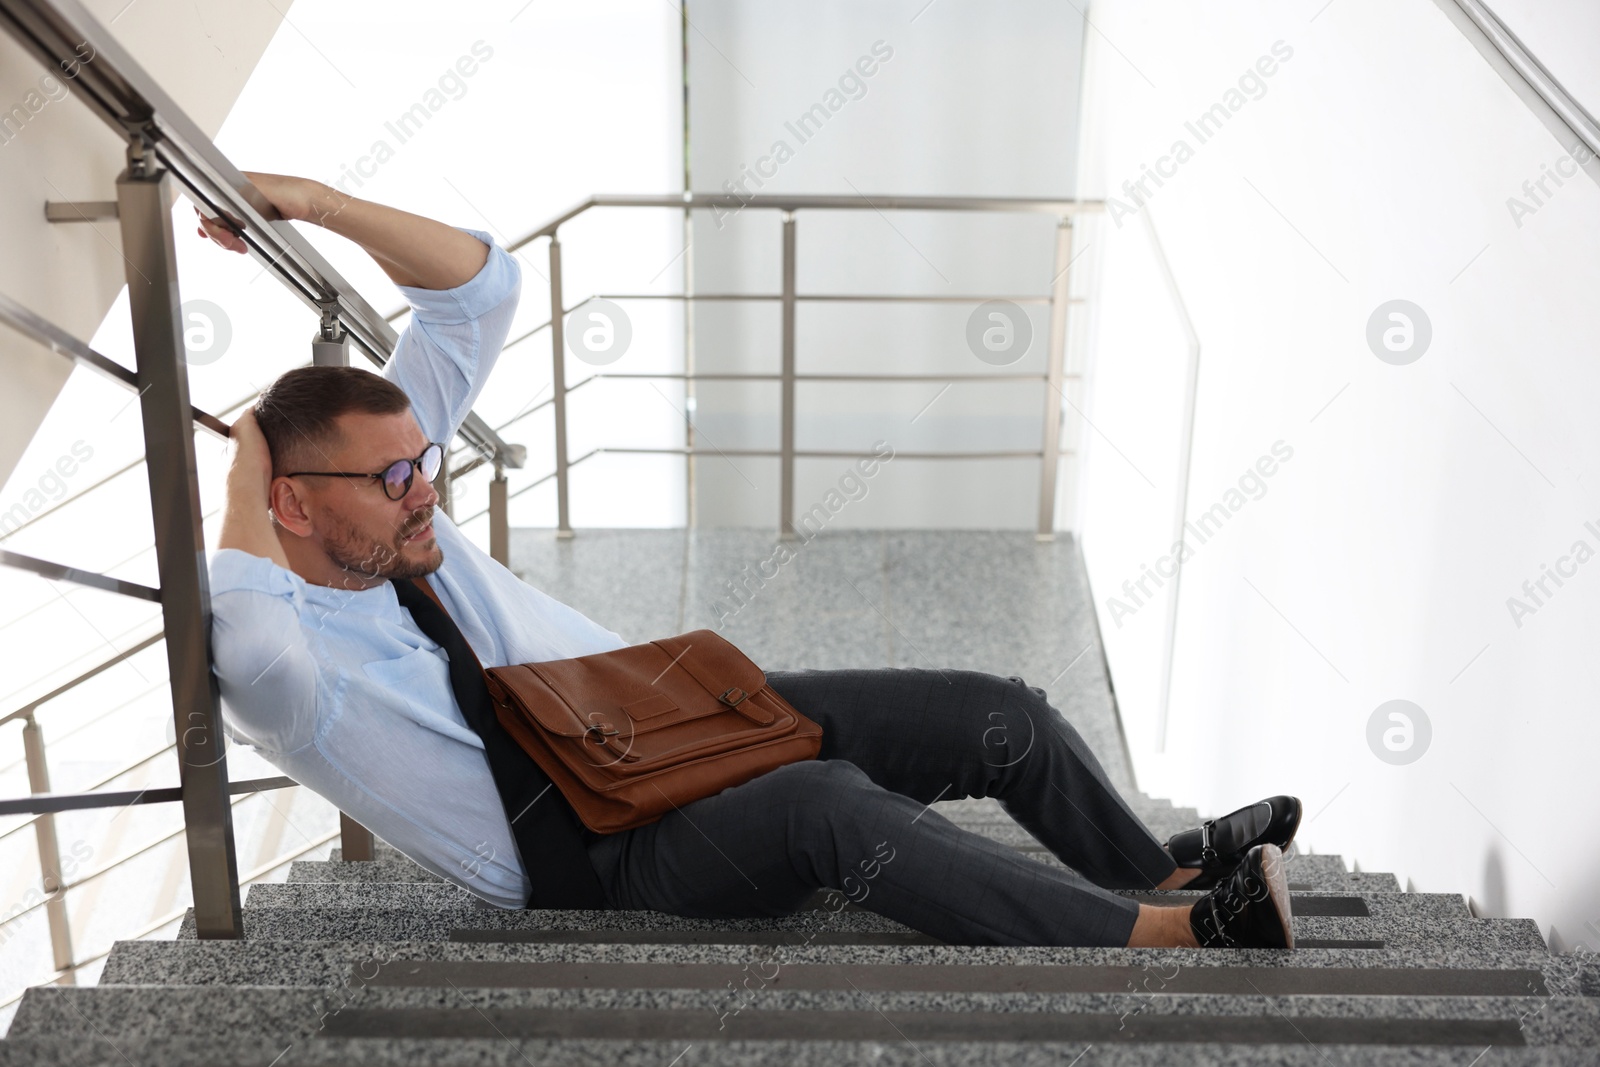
[1017,849,1404,893]
[289,859,446,883]
[292,851,1399,896]
[7,788,1578,1067]
[10,983,1597,1047]
[100,938,1587,993]
[246,880,1468,920]
[4,1035,1599,1067]
[190,885,1553,948]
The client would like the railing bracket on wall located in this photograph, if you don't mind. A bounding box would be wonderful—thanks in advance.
[44,200,118,222]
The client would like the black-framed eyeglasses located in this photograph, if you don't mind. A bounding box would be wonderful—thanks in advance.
[287,443,444,501]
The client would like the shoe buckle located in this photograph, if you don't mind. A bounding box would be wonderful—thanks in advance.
[1200,819,1219,864]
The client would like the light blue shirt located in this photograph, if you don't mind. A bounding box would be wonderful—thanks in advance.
[208,229,628,908]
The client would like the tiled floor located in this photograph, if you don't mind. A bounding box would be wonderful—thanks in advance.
[508,528,1137,795]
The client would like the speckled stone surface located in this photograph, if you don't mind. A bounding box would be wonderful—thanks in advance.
[100,940,1587,998]
[3,1036,1599,1067]
[204,902,1518,951]
[243,883,1466,920]
[105,938,1580,989]
[291,859,447,884]
[1019,851,1400,893]
[296,846,1387,894]
[10,982,1598,1046]
[510,529,1142,795]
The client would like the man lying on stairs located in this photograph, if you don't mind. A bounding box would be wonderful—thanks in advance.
[202,172,1301,951]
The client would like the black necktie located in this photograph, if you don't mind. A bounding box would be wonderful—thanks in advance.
[391,577,610,910]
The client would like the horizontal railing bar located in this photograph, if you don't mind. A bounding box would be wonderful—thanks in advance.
[594,447,1070,460]
[0,785,181,817]
[0,502,217,664]
[590,293,1081,305]
[583,372,1080,383]
[0,391,255,545]
[602,292,777,302]
[0,290,229,437]
[799,294,1077,305]
[454,444,1078,526]
[447,455,489,482]
[0,745,171,843]
[0,777,301,931]
[513,193,1106,244]
[0,823,341,1002]
[230,775,298,794]
[0,456,144,543]
[0,773,297,818]
[0,549,161,601]
[0,676,167,777]
[479,368,1084,441]
[455,449,603,522]
[1,631,164,727]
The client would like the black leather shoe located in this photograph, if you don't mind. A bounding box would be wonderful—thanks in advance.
[1167,795,1302,890]
[1189,844,1294,949]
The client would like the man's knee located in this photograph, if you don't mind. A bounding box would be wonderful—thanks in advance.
[752,757,872,804]
[961,672,1049,771]
[742,759,885,842]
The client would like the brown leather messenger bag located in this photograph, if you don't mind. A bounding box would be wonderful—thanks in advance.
[414,577,823,834]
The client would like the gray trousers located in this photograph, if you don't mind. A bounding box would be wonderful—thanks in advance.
[584,667,1178,946]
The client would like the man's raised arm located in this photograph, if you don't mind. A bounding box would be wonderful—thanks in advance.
[199,171,522,449]
[195,172,487,290]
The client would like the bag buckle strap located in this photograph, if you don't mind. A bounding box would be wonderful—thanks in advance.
[584,722,622,743]
[1200,819,1219,864]
[718,686,750,707]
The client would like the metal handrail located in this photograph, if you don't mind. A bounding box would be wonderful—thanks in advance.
[513,192,1101,244]
[469,191,1100,539]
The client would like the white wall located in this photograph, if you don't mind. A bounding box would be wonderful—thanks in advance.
[685,0,1088,530]
[1077,0,1600,950]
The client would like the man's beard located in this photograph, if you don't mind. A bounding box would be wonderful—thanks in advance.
[322,505,442,583]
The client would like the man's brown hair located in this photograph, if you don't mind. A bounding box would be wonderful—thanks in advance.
[254,366,411,477]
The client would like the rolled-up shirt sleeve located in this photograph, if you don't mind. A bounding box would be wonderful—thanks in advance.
[383,228,522,445]
[208,548,320,754]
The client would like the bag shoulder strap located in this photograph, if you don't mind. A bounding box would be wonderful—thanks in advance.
[414,576,486,674]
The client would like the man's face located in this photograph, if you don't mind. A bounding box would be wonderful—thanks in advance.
[288,409,443,584]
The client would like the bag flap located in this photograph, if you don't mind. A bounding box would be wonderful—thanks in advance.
[646,630,766,702]
[490,631,768,736]
[484,663,598,737]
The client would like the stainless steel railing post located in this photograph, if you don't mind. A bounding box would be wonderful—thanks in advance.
[21,714,73,976]
[489,460,510,565]
[116,141,243,939]
[1037,217,1074,541]
[311,304,350,367]
[549,235,573,539]
[436,465,454,519]
[779,212,797,540]
[338,814,376,862]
